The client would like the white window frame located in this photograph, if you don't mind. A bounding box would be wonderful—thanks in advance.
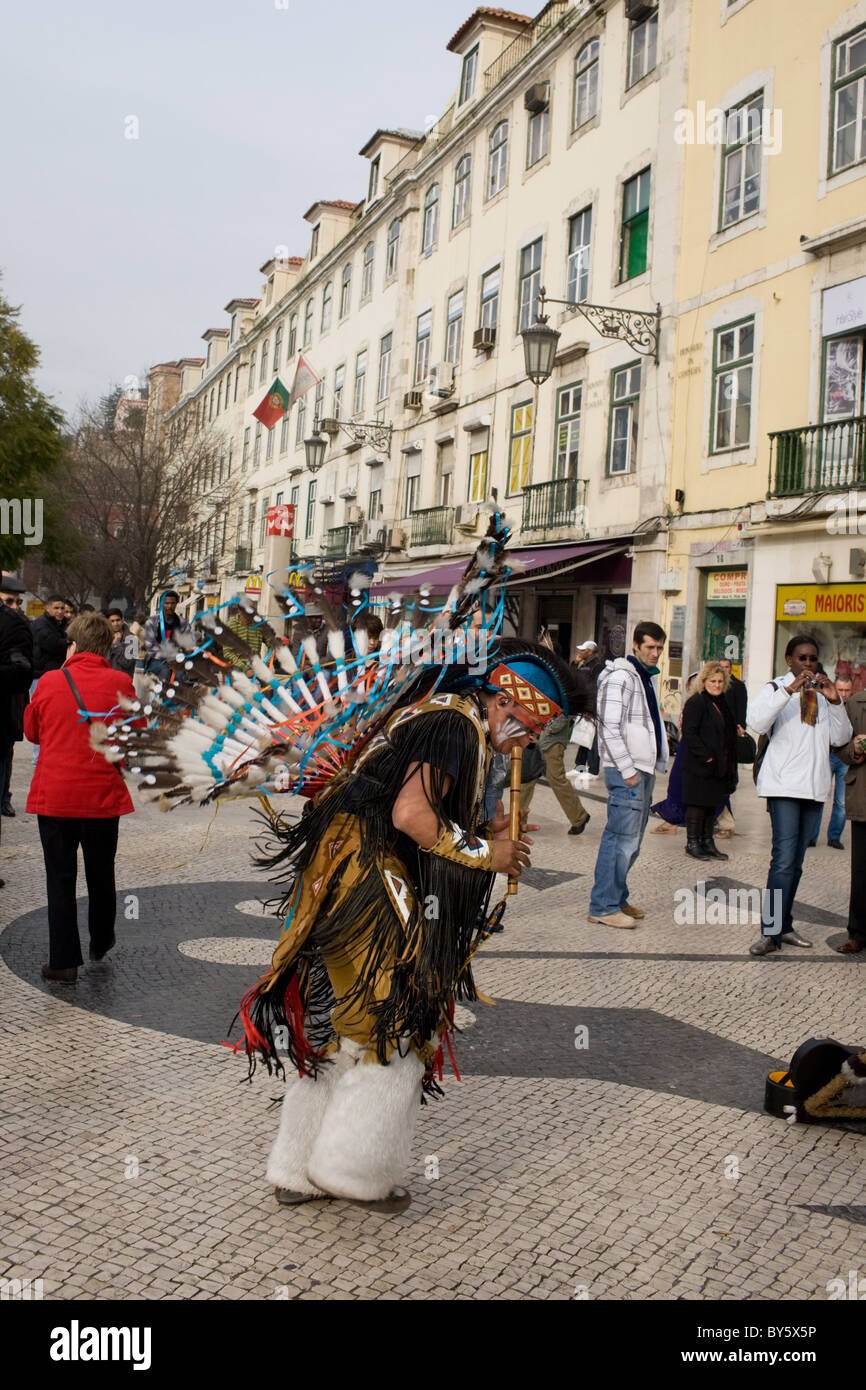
[574,38,600,128]
[488,120,509,197]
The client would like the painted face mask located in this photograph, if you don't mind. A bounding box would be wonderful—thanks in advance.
[494,713,530,746]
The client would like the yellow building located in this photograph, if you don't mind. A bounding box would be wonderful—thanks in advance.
[664,0,866,708]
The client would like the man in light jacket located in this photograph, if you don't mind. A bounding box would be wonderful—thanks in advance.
[748,635,852,957]
[587,621,668,929]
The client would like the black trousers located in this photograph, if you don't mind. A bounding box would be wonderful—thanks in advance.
[37,816,119,968]
[849,819,866,945]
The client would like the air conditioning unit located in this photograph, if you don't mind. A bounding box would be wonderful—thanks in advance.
[388,526,407,551]
[338,484,358,499]
[455,503,479,530]
[361,521,386,548]
[473,326,497,351]
[347,505,363,525]
[524,82,550,113]
[403,388,424,409]
[427,362,455,398]
[318,490,335,506]
[625,0,656,21]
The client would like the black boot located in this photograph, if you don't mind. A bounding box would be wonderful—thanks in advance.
[685,810,711,859]
[701,811,729,860]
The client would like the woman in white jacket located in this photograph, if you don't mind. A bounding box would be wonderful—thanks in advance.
[748,635,852,957]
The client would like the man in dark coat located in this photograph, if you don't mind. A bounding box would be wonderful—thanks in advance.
[31,595,69,680]
[0,575,35,876]
[719,658,747,730]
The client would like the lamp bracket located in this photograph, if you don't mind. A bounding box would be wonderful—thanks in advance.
[537,288,661,364]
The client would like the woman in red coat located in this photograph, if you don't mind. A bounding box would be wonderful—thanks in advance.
[25,612,138,982]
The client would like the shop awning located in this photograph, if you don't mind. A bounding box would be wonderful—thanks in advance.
[371,541,627,596]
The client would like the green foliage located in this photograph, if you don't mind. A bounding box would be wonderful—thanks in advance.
[0,276,70,569]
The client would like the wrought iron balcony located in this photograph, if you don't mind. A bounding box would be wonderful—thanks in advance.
[324,524,357,558]
[522,477,587,532]
[769,416,866,496]
[409,506,454,547]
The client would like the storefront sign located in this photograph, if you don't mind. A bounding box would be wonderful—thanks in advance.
[245,574,263,597]
[776,584,866,622]
[822,277,866,338]
[707,569,748,601]
[267,504,295,538]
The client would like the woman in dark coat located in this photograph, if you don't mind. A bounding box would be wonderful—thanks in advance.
[681,661,738,861]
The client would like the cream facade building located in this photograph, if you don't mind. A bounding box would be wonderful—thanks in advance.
[150,0,691,658]
[662,0,866,703]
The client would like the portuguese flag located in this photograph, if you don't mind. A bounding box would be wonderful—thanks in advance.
[253,377,289,430]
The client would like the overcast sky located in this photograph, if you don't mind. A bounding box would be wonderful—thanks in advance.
[1,0,497,417]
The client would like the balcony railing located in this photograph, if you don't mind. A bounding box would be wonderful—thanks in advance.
[522,477,587,532]
[324,524,357,558]
[768,417,866,497]
[483,1,570,93]
[410,505,454,547]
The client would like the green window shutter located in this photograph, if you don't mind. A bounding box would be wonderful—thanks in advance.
[627,210,649,279]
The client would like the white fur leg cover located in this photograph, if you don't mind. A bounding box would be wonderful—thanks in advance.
[265,1054,349,1193]
[306,1042,425,1201]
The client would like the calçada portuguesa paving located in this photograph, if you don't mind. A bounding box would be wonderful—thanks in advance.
[0,764,863,1302]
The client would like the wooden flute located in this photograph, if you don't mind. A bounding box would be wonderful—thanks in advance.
[507,745,523,896]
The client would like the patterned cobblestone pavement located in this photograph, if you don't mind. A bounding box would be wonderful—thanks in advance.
[1,762,863,1301]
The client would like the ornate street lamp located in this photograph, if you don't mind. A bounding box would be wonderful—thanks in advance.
[304,426,328,473]
[521,286,661,387]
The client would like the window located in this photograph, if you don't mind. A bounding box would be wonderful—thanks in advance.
[720,95,763,227]
[507,402,533,494]
[608,362,641,474]
[230,312,237,343]
[452,154,471,227]
[266,425,274,461]
[377,332,392,402]
[259,496,270,547]
[290,485,299,513]
[279,412,289,454]
[233,366,240,403]
[310,223,320,259]
[628,5,658,88]
[712,319,754,452]
[226,443,233,476]
[296,396,306,445]
[518,238,543,331]
[259,339,269,384]
[242,426,250,469]
[353,349,367,415]
[303,298,314,346]
[832,26,866,172]
[273,323,283,370]
[404,472,420,516]
[567,207,592,304]
[468,439,489,503]
[422,184,439,254]
[362,241,375,299]
[574,38,600,128]
[445,290,464,365]
[368,154,381,202]
[415,310,432,384]
[459,44,479,106]
[340,263,352,317]
[487,121,508,198]
[247,348,256,392]
[305,480,316,539]
[321,282,333,333]
[253,421,262,468]
[220,510,228,554]
[287,313,298,357]
[480,265,500,330]
[527,106,549,167]
[246,503,255,547]
[216,380,222,414]
[314,377,325,427]
[555,384,583,479]
[369,487,382,519]
[333,364,345,416]
[440,470,453,506]
[619,168,650,281]
[386,218,400,278]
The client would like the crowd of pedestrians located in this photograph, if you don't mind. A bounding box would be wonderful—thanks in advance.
[0,578,864,973]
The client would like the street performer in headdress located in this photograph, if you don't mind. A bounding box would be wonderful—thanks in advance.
[247,638,586,1213]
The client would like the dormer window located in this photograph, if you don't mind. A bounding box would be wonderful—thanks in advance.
[310,222,321,259]
[230,313,237,343]
[368,154,381,202]
[459,44,479,106]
